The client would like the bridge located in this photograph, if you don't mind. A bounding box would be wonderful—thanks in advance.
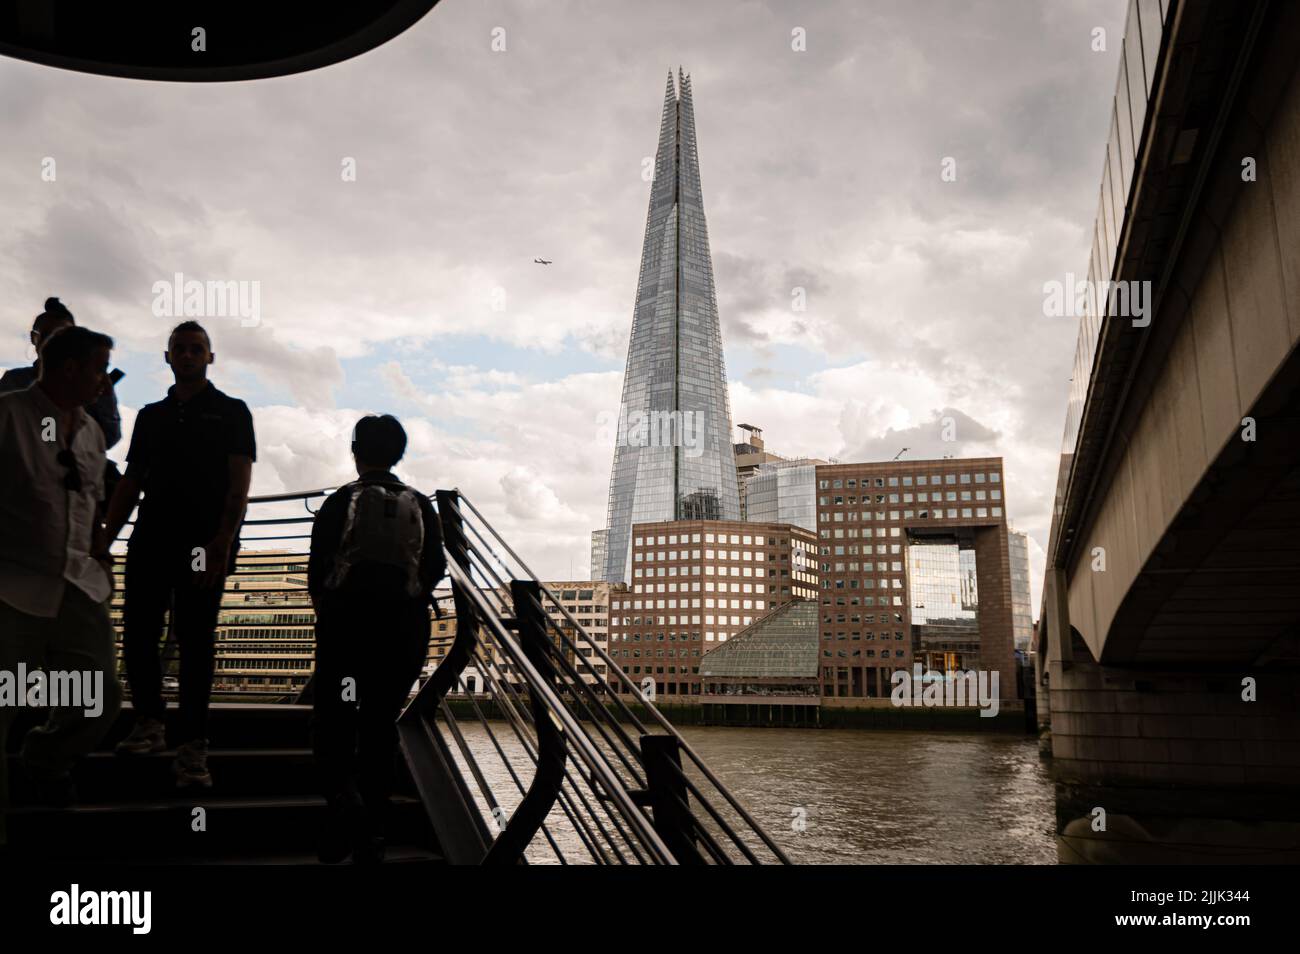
[4,487,790,864]
[1038,0,1300,861]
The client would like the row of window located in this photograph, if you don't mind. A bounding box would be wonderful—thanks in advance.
[550,590,595,601]
[822,506,1003,522]
[636,549,790,562]
[823,591,906,604]
[821,490,1002,505]
[823,598,904,613]
[824,649,906,658]
[215,659,311,670]
[816,577,905,589]
[818,508,1002,535]
[620,614,757,627]
[616,632,734,643]
[612,648,702,658]
[613,633,701,641]
[634,566,805,579]
[618,584,811,604]
[824,632,906,640]
[620,585,781,605]
[635,533,797,547]
[819,473,1000,489]
[218,628,312,638]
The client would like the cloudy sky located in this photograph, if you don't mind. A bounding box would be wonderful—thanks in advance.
[0,0,1132,611]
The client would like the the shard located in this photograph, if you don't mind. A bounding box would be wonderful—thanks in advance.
[597,69,741,583]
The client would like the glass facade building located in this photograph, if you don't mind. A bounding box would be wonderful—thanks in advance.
[589,529,608,583]
[1007,528,1033,653]
[745,460,819,533]
[908,538,980,671]
[598,70,740,583]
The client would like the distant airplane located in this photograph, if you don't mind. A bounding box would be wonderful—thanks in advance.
[534,257,552,265]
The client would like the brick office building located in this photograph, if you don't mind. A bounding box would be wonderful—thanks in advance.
[608,519,818,698]
[815,457,1016,702]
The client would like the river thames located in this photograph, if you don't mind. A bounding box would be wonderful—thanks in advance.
[677,725,1056,864]
[454,722,1057,864]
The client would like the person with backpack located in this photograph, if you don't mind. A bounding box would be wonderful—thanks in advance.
[307,414,445,864]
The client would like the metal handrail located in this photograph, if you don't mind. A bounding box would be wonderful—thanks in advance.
[453,489,792,864]
[421,544,678,863]
[108,483,790,863]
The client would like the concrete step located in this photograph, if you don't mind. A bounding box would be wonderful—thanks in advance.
[8,748,320,803]
[4,701,442,864]
[8,746,420,805]
[5,792,438,864]
[5,702,318,753]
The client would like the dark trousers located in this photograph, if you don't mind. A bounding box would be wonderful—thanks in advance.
[311,591,428,832]
[121,546,223,742]
[0,585,122,846]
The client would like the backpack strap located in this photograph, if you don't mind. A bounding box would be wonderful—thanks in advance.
[322,481,364,591]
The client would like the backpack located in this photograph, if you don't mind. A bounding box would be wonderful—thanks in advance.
[323,481,426,598]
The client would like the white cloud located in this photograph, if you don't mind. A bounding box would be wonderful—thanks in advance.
[1,0,1134,613]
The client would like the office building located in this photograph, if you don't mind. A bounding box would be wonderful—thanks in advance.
[608,519,818,698]
[815,457,1016,702]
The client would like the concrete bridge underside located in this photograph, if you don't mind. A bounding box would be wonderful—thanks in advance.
[1041,0,1300,862]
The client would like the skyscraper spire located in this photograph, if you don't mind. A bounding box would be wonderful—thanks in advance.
[597,71,740,583]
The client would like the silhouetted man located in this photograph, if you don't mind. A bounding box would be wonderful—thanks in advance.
[98,322,255,789]
[308,414,444,863]
[0,326,123,847]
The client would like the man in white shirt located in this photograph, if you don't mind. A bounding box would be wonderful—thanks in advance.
[0,326,123,849]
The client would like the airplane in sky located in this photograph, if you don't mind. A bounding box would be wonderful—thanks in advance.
[534,257,552,265]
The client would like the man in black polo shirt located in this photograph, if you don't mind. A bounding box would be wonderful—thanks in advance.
[96,321,255,789]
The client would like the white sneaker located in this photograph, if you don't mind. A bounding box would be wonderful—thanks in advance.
[115,717,166,755]
[173,739,212,790]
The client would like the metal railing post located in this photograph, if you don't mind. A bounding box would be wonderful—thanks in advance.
[482,580,568,864]
[640,734,706,864]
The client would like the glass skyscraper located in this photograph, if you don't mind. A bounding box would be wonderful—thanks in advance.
[597,69,740,583]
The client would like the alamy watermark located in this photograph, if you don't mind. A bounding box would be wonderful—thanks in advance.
[50,884,151,934]
[1043,272,1151,327]
[0,666,106,717]
[890,664,1000,717]
[151,271,261,327]
[596,404,705,459]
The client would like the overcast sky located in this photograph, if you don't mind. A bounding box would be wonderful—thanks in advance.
[0,0,1133,612]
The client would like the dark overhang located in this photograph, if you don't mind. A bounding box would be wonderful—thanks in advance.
[0,1,440,82]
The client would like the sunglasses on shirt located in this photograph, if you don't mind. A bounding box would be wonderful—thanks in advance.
[57,448,82,492]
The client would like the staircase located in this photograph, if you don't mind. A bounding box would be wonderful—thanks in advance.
[2,487,790,866]
[4,703,443,864]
